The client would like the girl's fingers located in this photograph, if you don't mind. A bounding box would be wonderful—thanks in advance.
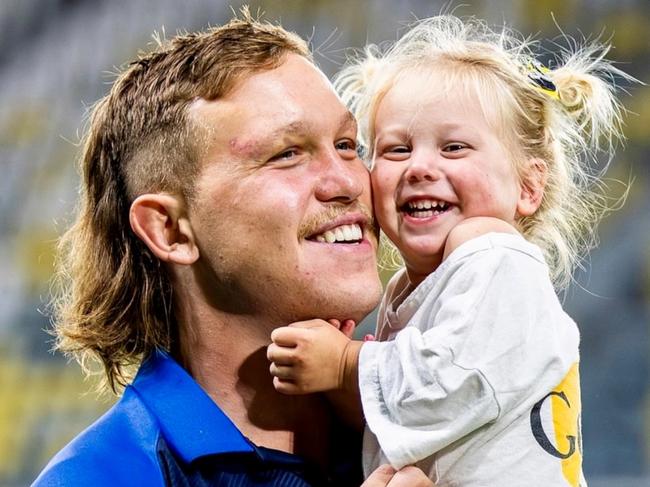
[270,326,300,346]
[328,319,342,329]
[288,319,328,329]
[266,343,295,364]
[273,377,300,395]
[340,319,356,338]
[269,362,295,380]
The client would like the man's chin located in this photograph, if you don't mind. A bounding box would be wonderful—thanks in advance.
[336,284,382,323]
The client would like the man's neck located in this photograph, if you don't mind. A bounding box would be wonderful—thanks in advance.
[177,311,334,469]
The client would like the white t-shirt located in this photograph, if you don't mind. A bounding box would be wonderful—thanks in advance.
[359,233,586,486]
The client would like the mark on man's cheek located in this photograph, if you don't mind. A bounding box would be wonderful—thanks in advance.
[229,137,244,154]
[229,137,261,159]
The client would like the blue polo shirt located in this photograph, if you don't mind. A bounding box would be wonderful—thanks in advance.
[33,350,360,486]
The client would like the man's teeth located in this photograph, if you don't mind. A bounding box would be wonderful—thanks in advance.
[314,224,363,243]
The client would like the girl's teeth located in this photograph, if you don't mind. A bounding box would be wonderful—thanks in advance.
[407,199,448,211]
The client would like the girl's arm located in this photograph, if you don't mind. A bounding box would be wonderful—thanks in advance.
[267,319,365,427]
[267,319,362,394]
[443,216,519,260]
[358,232,579,469]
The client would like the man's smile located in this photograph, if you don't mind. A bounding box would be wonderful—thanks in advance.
[312,223,363,243]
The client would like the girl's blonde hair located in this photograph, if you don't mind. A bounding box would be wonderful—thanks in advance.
[336,15,633,290]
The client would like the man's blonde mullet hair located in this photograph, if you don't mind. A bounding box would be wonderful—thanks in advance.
[336,15,632,290]
[51,8,310,393]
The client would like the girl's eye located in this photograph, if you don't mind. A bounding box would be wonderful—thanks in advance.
[379,145,411,161]
[381,145,411,155]
[443,143,467,152]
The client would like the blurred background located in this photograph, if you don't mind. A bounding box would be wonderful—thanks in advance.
[0,0,647,485]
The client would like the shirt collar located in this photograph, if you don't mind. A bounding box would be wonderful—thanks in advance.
[130,349,254,463]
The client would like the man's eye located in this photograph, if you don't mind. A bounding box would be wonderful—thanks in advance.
[269,148,298,162]
[335,139,356,152]
[335,139,359,160]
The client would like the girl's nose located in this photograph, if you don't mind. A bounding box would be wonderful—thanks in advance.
[404,150,442,183]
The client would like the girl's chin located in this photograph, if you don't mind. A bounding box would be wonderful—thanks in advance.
[399,238,446,258]
[403,250,444,273]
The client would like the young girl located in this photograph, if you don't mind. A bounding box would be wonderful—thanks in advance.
[267,15,631,486]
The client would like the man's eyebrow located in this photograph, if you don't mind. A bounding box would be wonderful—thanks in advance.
[229,114,356,159]
[339,111,357,132]
[269,120,309,139]
[229,121,309,159]
[264,112,356,144]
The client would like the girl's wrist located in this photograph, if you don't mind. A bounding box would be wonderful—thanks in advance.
[339,340,363,392]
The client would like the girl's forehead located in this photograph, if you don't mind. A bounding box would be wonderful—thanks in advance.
[373,63,519,151]
[385,66,478,105]
[378,66,485,119]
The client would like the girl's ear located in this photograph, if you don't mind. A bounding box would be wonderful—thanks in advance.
[129,194,199,265]
[517,158,548,217]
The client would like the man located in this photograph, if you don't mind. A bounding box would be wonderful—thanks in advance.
[33,11,431,487]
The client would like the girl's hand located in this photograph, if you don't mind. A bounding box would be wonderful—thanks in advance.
[329,318,357,338]
[267,319,362,394]
[362,465,434,487]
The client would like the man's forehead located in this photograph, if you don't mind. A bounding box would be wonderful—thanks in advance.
[259,112,356,138]
[228,111,357,159]
[187,54,357,161]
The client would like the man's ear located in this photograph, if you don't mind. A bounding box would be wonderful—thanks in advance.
[517,158,547,217]
[129,194,199,265]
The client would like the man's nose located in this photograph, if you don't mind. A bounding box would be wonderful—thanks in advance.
[404,149,442,184]
[314,149,365,203]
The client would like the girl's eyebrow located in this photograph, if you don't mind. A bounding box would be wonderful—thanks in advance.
[374,123,408,138]
[437,122,464,131]
[374,131,413,149]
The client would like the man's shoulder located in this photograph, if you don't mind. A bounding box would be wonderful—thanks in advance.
[32,387,165,486]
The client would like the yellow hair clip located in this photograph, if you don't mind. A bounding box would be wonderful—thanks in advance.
[526,59,560,100]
